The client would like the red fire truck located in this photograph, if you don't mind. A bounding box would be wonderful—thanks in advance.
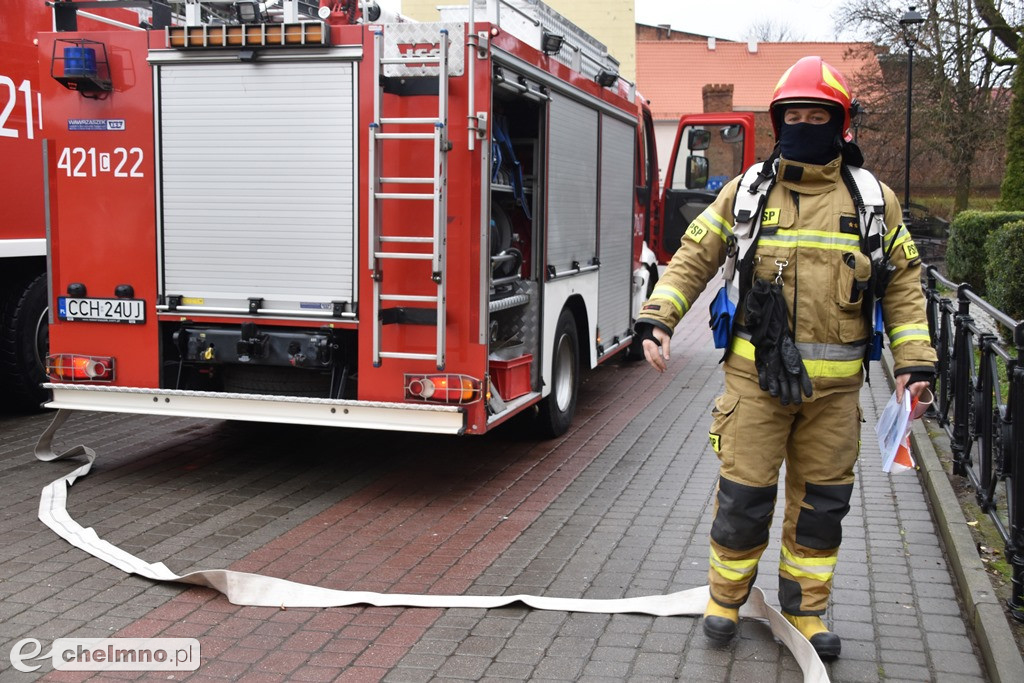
[34,0,750,436]
[1,0,156,411]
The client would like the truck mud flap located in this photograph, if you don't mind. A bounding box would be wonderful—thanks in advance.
[33,409,831,683]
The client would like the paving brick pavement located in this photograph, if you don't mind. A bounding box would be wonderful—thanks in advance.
[0,288,1011,682]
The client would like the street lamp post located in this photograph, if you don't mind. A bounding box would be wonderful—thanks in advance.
[900,5,925,223]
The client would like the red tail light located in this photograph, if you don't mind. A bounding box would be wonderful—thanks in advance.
[46,354,116,382]
[405,374,481,404]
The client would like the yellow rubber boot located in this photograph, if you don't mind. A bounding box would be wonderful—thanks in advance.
[702,599,739,643]
[782,613,841,658]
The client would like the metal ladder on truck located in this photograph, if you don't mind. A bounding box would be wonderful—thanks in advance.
[368,28,450,371]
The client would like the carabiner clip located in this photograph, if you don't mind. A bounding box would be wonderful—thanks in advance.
[774,259,788,285]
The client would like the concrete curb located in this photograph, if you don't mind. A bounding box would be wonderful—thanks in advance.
[884,354,1024,683]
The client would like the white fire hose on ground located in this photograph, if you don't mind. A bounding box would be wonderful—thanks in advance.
[34,409,829,683]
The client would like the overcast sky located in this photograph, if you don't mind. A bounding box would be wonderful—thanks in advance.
[635,0,856,42]
[376,1,857,42]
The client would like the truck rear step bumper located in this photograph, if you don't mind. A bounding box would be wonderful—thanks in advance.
[43,384,466,434]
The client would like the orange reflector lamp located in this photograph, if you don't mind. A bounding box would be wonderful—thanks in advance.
[46,354,115,382]
[167,22,330,49]
[405,374,481,404]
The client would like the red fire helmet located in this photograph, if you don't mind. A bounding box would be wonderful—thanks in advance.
[770,56,853,137]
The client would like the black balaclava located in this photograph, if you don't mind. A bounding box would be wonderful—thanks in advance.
[777,104,843,165]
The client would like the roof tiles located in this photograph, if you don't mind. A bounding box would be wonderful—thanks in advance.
[637,41,881,119]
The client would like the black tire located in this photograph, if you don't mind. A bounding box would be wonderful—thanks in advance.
[0,273,50,412]
[536,307,580,438]
[626,262,659,361]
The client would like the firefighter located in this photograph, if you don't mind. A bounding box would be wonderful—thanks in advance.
[633,56,936,658]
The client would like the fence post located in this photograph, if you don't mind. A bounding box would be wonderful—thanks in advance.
[951,285,973,477]
[927,267,952,425]
[976,335,996,511]
[1008,323,1024,622]
[926,267,939,345]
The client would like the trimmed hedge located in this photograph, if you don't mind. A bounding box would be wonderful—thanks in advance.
[945,211,1024,294]
[984,220,1024,325]
[999,48,1024,209]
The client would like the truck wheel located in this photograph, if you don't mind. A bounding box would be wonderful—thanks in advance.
[0,273,49,412]
[536,308,579,438]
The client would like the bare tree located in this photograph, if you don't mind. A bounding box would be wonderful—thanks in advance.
[746,18,803,42]
[836,0,1016,214]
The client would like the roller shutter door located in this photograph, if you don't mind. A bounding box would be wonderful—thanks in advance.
[158,60,357,313]
[546,92,598,275]
[597,114,635,348]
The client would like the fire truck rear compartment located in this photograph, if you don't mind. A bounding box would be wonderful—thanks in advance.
[155,57,358,320]
[161,323,356,399]
[152,53,360,400]
[487,88,541,377]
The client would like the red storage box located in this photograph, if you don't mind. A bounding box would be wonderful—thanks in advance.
[489,354,533,400]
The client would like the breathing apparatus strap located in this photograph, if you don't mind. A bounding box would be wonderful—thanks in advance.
[842,166,887,263]
[841,165,889,369]
[710,156,778,357]
[725,155,779,305]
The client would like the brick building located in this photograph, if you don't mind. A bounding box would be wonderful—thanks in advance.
[635,34,882,183]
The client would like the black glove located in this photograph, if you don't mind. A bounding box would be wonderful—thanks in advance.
[633,321,664,348]
[745,279,782,394]
[777,333,813,405]
[743,279,778,345]
[744,279,813,405]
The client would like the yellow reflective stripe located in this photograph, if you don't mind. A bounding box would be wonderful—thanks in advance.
[821,63,850,99]
[731,336,755,360]
[650,285,689,315]
[757,239,861,252]
[890,334,931,348]
[884,224,910,249]
[888,231,911,250]
[793,229,860,243]
[711,547,759,570]
[780,545,837,582]
[889,324,920,334]
[731,337,861,378]
[801,357,863,378]
[710,547,758,582]
[703,206,733,233]
[775,66,795,92]
[758,230,860,252]
[888,323,931,348]
[710,563,747,582]
[795,341,864,362]
[782,545,838,567]
[695,214,730,243]
[779,562,833,582]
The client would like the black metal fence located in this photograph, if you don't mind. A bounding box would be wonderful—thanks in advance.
[923,265,1024,622]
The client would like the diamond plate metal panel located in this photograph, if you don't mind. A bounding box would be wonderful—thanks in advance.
[383,21,465,77]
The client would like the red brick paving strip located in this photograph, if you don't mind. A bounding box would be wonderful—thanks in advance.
[43,353,684,682]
